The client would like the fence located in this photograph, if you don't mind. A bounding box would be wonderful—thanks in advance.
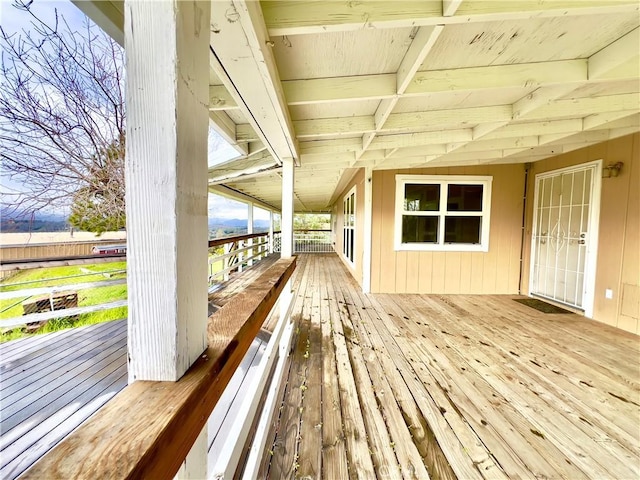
[273,230,333,253]
[208,232,273,285]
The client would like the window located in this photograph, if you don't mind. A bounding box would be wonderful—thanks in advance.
[343,187,356,265]
[395,175,492,251]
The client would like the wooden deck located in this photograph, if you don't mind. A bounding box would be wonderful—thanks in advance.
[266,254,640,480]
[0,320,128,479]
[0,253,281,480]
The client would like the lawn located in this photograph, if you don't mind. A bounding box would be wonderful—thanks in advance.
[0,262,128,343]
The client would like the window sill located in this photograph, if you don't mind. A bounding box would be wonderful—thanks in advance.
[395,243,489,253]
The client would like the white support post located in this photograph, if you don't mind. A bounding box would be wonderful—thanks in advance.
[125,0,209,382]
[247,202,254,266]
[362,167,373,293]
[281,158,295,258]
[125,1,210,476]
[268,210,274,254]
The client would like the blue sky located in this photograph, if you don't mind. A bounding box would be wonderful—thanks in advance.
[1,0,260,220]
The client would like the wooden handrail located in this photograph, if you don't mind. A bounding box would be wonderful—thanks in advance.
[20,257,296,480]
[208,231,281,248]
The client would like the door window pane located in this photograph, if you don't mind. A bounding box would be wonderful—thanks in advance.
[447,184,483,211]
[404,184,440,211]
[444,216,481,244]
[402,215,438,243]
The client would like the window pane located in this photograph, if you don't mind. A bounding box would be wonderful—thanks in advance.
[444,216,481,244]
[404,184,440,211]
[349,229,354,261]
[447,184,483,211]
[402,215,438,243]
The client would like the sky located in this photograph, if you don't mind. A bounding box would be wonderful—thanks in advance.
[1,0,250,219]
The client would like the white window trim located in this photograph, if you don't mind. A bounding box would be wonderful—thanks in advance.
[342,186,356,266]
[395,174,493,252]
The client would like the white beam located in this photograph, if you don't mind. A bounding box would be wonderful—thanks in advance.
[281,158,295,257]
[442,0,464,16]
[72,1,124,46]
[263,1,638,36]
[589,27,640,80]
[209,111,248,157]
[125,0,209,385]
[210,1,298,162]
[209,185,278,212]
[209,85,238,110]
[397,26,444,94]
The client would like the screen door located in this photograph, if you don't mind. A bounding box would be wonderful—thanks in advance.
[531,164,598,309]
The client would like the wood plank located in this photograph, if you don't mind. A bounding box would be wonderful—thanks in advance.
[334,268,433,480]
[296,255,323,479]
[1,320,125,393]
[267,256,314,478]
[328,264,402,478]
[20,258,296,480]
[324,260,377,478]
[396,295,591,479]
[414,295,638,478]
[317,255,349,479]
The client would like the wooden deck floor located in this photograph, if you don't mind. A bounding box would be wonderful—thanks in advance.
[266,254,640,480]
[0,255,281,480]
[0,320,128,479]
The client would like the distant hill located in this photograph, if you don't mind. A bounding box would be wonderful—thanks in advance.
[208,218,269,229]
[1,209,70,233]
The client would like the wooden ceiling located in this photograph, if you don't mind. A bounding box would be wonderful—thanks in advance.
[78,0,640,212]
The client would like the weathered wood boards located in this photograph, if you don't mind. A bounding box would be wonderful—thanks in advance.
[20,258,296,480]
[265,254,640,479]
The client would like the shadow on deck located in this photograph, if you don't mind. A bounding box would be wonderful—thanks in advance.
[2,253,638,479]
[264,254,640,480]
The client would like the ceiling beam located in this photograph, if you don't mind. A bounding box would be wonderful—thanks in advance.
[589,27,639,80]
[282,59,596,106]
[210,1,298,163]
[294,105,512,139]
[262,0,638,36]
[209,85,238,111]
[72,1,124,46]
[356,25,444,163]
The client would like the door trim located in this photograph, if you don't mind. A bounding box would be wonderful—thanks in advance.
[528,160,602,319]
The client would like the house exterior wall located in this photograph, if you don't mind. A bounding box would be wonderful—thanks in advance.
[333,169,365,287]
[522,133,640,334]
[370,164,525,294]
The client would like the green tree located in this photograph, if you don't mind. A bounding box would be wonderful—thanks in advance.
[68,138,125,234]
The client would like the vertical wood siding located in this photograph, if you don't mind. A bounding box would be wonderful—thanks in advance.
[522,133,640,334]
[370,164,525,295]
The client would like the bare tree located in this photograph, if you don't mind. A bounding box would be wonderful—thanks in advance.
[0,1,125,232]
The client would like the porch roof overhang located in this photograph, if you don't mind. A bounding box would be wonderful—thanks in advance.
[80,0,640,212]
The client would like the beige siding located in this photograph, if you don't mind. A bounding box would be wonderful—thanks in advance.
[333,169,365,287]
[522,133,640,334]
[371,164,525,294]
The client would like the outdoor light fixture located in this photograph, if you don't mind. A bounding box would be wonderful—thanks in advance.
[602,162,623,178]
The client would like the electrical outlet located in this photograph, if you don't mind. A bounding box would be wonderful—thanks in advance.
[605,289,613,299]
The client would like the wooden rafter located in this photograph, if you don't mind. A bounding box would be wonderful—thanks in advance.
[262,0,638,36]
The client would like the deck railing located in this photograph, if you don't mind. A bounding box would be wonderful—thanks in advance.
[21,257,297,480]
[273,229,333,253]
[207,231,275,285]
[0,266,128,333]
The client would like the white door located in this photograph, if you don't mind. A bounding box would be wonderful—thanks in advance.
[530,162,601,312]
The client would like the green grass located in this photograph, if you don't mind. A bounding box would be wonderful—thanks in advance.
[0,262,128,343]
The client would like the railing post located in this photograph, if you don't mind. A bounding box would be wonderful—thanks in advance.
[281,158,295,258]
[269,211,274,254]
[247,202,254,267]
